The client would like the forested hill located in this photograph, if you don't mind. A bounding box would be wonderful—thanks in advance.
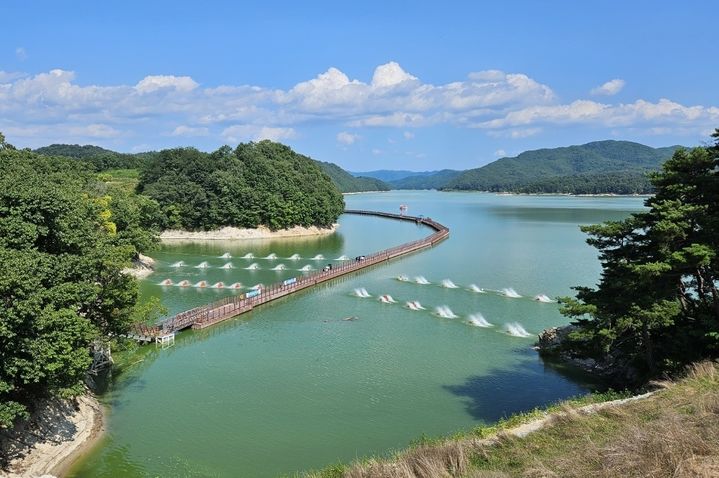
[389,169,463,189]
[35,143,383,193]
[137,141,345,231]
[444,140,682,194]
[350,169,438,182]
[316,161,390,193]
[34,144,158,170]
[351,169,463,190]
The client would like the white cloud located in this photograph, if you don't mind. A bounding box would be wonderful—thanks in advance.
[371,61,417,88]
[494,149,507,157]
[0,64,715,149]
[0,71,25,82]
[477,99,719,131]
[68,123,121,138]
[591,79,625,96]
[336,131,359,145]
[371,148,383,155]
[222,124,296,143]
[349,112,428,127]
[255,126,296,141]
[15,47,27,61]
[135,75,198,94]
[487,127,542,139]
[171,125,209,137]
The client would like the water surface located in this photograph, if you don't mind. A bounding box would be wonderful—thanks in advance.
[72,191,644,477]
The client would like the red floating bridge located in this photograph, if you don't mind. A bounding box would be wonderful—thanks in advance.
[131,210,449,342]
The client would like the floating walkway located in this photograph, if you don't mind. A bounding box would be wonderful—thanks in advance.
[132,210,449,340]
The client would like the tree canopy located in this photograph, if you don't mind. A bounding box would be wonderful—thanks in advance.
[138,141,345,231]
[0,138,160,428]
[34,144,158,171]
[559,131,719,383]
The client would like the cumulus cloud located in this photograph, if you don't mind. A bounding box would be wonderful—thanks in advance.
[222,124,296,143]
[171,125,209,137]
[135,75,198,94]
[591,79,625,96]
[487,127,542,138]
[15,47,27,61]
[336,131,359,145]
[349,112,428,128]
[0,63,715,148]
[0,71,25,83]
[68,123,121,138]
[494,149,507,157]
[371,61,417,88]
[476,98,719,130]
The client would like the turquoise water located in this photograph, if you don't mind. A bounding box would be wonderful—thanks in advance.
[71,191,644,477]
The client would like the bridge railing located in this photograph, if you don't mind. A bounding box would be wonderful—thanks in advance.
[135,210,449,336]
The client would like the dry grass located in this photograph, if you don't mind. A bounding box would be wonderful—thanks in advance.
[306,361,719,478]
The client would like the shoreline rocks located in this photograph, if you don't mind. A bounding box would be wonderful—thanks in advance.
[159,223,339,242]
[536,325,639,386]
[121,252,156,279]
[0,394,104,478]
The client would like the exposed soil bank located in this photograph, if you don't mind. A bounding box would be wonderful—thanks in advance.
[159,223,338,242]
[1,394,105,478]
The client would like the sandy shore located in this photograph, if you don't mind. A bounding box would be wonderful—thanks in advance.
[1,394,105,478]
[160,223,338,242]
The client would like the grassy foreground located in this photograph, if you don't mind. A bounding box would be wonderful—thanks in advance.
[304,362,719,478]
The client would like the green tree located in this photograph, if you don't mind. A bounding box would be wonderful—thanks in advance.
[138,141,344,231]
[0,138,153,428]
[559,131,719,382]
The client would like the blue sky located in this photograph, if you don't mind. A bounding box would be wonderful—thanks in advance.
[1,0,717,170]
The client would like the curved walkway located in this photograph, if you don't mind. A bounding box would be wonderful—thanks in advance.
[132,210,449,340]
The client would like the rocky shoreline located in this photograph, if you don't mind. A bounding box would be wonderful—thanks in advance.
[121,252,156,279]
[159,223,338,241]
[536,325,640,386]
[0,394,104,478]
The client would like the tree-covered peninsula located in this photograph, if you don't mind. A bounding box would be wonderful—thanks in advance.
[0,134,163,428]
[137,141,345,231]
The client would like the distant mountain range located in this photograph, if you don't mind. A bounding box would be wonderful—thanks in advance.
[314,161,390,193]
[351,169,463,190]
[350,169,440,182]
[36,140,684,195]
[444,140,682,194]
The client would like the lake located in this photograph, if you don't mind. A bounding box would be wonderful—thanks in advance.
[70,191,645,477]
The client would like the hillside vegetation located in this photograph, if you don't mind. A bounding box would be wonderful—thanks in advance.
[351,170,440,183]
[317,161,391,193]
[36,143,383,194]
[0,133,162,428]
[554,133,719,384]
[350,169,463,190]
[138,141,345,231]
[445,140,681,193]
[389,169,463,190]
[34,144,158,171]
